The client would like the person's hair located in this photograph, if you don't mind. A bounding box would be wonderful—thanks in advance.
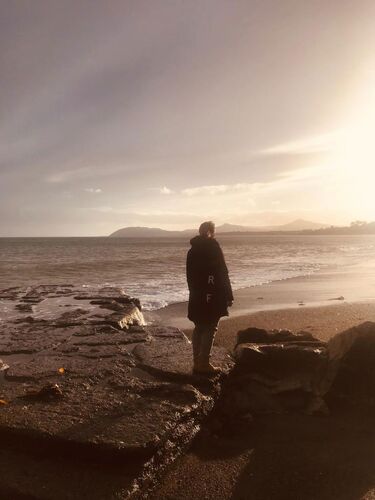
[199,221,215,237]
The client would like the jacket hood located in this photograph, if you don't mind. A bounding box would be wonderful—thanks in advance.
[189,235,219,248]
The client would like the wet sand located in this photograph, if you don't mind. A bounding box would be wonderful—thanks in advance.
[147,264,375,348]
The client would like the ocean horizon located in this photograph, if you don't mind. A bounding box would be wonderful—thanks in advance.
[1,234,375,311]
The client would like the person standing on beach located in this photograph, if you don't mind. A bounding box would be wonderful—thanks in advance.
[186,221,233,374]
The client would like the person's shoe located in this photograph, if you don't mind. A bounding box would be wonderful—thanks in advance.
[193,358,221,375]
[205,361,221,374]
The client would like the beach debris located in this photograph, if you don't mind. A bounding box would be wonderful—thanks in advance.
[305,396,329,416]
[0,399,8,405]
[329,296,345,301]
[38,383,63,400]
[0,359,9,383]
[257,297,264,300]
[58,367,65,374]
[23,383,63,402]
[298,301,305,306]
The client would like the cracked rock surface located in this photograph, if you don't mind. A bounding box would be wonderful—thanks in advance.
[0,285,232,499]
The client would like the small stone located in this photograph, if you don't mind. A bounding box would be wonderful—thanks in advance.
[0,359,9,384]
[304,396,330,416]
[26,383,64,401]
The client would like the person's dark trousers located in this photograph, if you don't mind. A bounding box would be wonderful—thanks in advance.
[192,320,219,362]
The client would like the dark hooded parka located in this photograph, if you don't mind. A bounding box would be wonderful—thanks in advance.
[187,236,233,323]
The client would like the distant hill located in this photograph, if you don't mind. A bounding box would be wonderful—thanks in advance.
[215,219,329,233]
[109,226,192,238]
[272,219,329,231]
[301,221,375,235]
[109,219,329,237]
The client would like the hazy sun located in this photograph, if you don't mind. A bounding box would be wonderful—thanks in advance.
[331,74,375,218]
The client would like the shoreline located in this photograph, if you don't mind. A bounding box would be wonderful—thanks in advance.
[146,264,375,349]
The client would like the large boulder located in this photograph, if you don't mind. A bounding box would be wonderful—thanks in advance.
[236,327,319,346]
[228,327,329,415]
[327,321,375,407]
[217,322,375,421]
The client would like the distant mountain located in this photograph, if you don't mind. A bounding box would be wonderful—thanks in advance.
[270,219,330,231]
[109,226,191,238]
[215,223,252,232]
[109,219,328,237]
[215,219,329,233]
[303,221,375,235]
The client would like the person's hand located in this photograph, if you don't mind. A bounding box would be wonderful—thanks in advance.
[227,300,233,307]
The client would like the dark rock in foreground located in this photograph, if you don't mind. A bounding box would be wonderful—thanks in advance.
[327,321,375,408]
[216,323,375,421]
[222,327,331,416]
[0,285,232,499]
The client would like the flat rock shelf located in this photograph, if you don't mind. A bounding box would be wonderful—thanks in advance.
[0,285,233,499]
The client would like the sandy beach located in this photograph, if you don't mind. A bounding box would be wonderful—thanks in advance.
[148,263,375,348]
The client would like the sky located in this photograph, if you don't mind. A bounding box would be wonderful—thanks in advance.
[1,0,375,236]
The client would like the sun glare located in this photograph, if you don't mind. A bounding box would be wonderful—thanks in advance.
[331,74,375,218]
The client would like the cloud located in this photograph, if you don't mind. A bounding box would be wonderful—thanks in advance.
[45,167,93,184]
[84,187,102,194]
[182,183,258,196]
[259,131,342,156]
[158,186,173,195]
[147,186,174,195]
[44,165,127,184]
[277,164,328,181]
[87,207,203,226]
[91,206,112,213]
[178,164,329,219]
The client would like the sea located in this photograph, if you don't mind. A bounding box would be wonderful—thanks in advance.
[1,234,375,311]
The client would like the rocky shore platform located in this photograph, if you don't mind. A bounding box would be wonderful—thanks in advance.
[0,285,232,499]
[1,285,375,499]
